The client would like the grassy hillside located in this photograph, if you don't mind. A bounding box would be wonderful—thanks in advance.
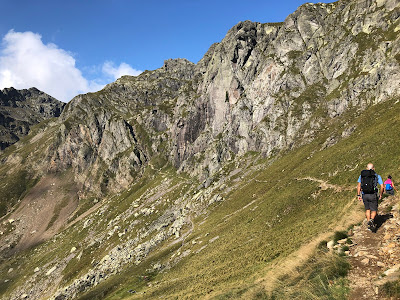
[103,98,400,299]
[1,97,398,299]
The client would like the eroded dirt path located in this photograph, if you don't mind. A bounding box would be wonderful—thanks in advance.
[347,195,400,300]
[298,177,354,192]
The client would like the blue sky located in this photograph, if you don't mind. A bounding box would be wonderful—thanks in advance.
[0,0,333,101]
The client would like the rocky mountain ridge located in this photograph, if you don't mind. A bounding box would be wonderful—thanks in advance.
[0,87,65,150]
[36,0,399,197]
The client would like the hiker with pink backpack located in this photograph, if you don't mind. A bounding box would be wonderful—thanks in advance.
[384,175,398,196]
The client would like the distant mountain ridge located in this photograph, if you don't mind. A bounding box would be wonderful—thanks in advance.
[0,87,65,150]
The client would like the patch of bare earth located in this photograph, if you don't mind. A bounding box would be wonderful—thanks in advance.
[1,173,78,254]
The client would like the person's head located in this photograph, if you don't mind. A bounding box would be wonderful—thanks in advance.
[367,163,375,170]
[388,175,392,179]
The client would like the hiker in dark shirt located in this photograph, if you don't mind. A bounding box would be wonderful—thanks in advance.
[384,175,398,195]
[357,163,384,232]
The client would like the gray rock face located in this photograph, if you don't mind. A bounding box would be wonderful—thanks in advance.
[44,0,399,196]
[0,87,65,150]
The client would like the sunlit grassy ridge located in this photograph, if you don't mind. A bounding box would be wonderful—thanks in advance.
[0,97,399,299]
[52,98,396,299]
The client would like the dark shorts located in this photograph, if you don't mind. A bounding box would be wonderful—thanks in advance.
[386,189,394,196]
[362,193,378,211]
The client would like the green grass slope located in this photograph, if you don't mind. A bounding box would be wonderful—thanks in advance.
[106,98,400,299]
[1,98,399,299]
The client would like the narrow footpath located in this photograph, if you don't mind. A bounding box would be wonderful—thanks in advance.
[347,195,400,299]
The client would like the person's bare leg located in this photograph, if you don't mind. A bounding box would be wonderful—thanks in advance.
[371,210,377,220]
[365,209,371,221]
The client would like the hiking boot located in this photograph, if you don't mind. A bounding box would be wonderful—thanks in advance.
[367,219,375,232]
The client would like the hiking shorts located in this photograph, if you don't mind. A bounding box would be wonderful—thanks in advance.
[386,189,394,196]
[362,193,378,211]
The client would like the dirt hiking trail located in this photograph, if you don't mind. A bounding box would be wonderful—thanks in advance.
[348,194,400,299]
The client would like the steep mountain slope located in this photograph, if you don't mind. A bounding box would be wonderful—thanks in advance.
[0,0,399,299]
[43,0,400,197]
[0,87,65,150]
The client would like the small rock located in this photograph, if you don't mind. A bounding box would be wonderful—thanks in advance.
[8,219,14,224]
[209,236,220,243]
[387,242,396,248]
[8,268,13,273]
[327,240,334,250]
[34,267,40,273]
[46,266,57,276]
[21,294,28,299]
[384,268,398,276]
[366,255,378,259]
[153,263,162,270]
[355,251,368,257]
[70,247,77,253]
[377,262,385,267]
[361,258,370,265]
[384,234,391,240]
[83,219,91,228]
[337,238,347,244]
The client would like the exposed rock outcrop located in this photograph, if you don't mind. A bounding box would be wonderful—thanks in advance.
[40,0,400,196]
[0,87,65,150]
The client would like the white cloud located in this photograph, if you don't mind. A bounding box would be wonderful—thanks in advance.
[102,61,142,80]
[0,30,142,102]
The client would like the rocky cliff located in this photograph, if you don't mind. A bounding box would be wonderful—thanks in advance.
[40,0,399,197]
[0,0,400,299]
[0,87,65,150]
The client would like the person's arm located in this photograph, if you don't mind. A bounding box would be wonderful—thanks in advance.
[380,183,384,199]
[393,181,398,192]
[357,182,362,201]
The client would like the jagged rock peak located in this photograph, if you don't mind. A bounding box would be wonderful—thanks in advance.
[0,87,65,150]
[161,58,196,80]
[0,87,62,108]
[163,58,194,70]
